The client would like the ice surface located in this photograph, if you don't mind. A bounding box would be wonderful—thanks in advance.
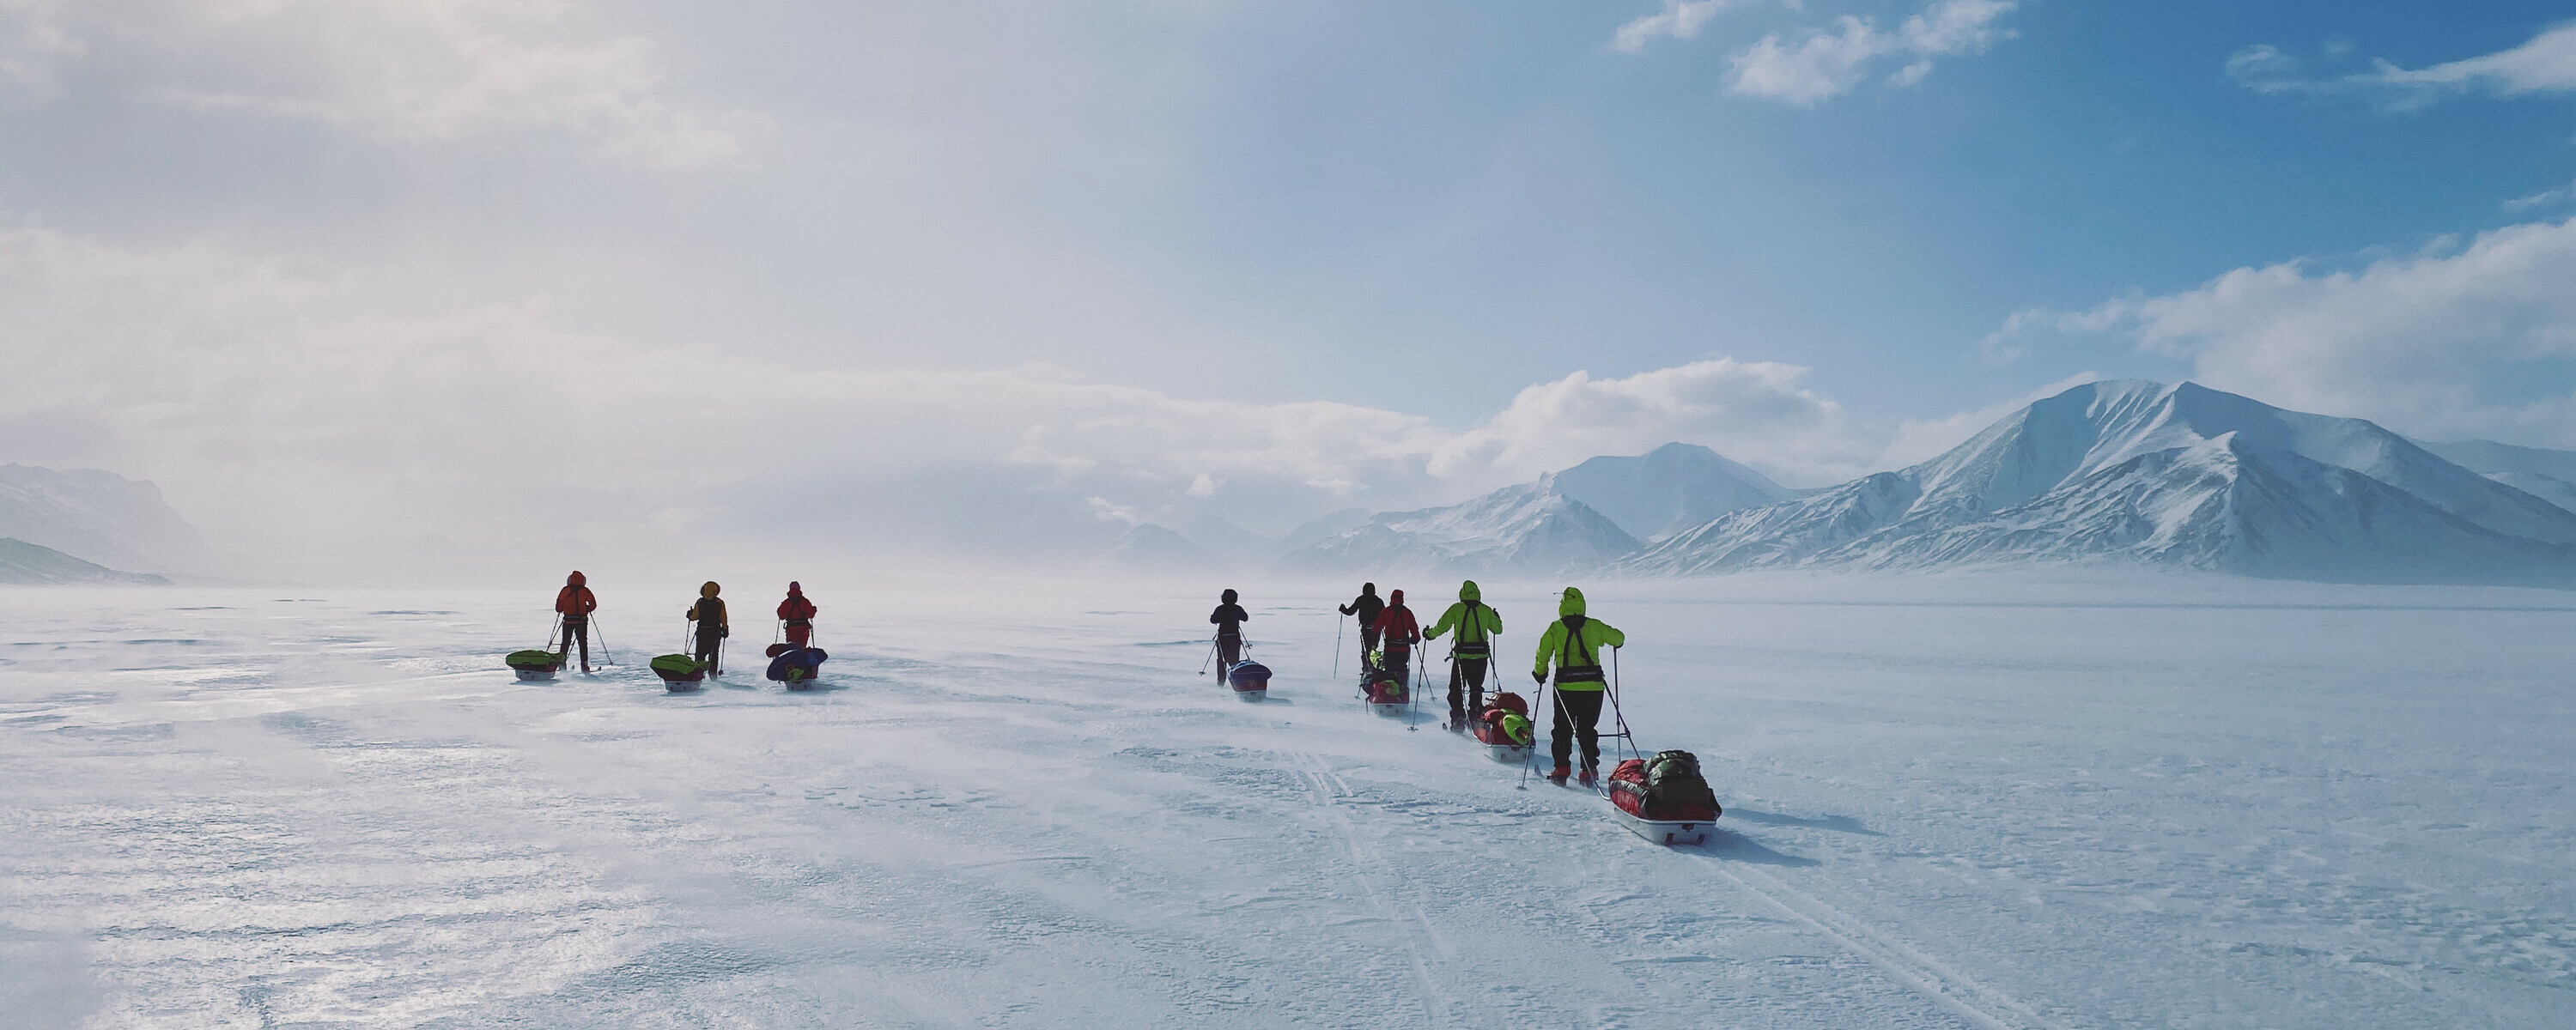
[3,575,2571,1028]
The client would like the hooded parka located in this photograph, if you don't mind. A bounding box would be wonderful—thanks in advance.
[1530,586,1624,690]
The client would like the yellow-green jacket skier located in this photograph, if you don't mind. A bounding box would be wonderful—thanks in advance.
[1530,586,1625,785]
[1425,579,1503,733]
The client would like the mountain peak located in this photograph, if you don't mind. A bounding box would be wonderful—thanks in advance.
[1552,443,1794,542]
[1621,380,2576,585]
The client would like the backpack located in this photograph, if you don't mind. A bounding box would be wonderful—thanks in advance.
[1641,749,1719,821]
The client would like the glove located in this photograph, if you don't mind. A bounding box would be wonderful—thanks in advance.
[1531,670,1545,684]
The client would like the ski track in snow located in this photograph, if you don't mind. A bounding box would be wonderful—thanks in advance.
[3,582,2572,1028]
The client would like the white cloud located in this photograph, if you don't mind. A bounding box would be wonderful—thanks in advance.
[0,0,755,168]
[2230,22,2576,109]
[2505,177,2576,212]
[1611,0,1738,54]
[1729,0,2015,105]
[0,0,80,98]
[1981,215,2576,446]
[1427,359,1874,485]
[5,226,1904,560]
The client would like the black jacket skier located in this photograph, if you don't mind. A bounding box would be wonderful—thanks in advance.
[1338,583,1386,660]
[1209,589,1250,670]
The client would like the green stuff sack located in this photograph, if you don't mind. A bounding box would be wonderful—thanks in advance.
[506,649,560,670]
[1499,712,1533,745]
[651,654,704,676]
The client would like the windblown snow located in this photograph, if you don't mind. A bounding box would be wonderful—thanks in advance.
[5,576,2570,1028]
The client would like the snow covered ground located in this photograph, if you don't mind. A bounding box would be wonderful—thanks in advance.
[3,575,2571,1028]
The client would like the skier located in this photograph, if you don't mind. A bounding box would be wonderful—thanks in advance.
[554,571,598,673]
[1338,583,1386,663]
[687,581,728,675]
[1531,586,1625,787]
[1209,589,1250,671]
[1373,588,1421,689]
[1425,579,1502,733]
[777,582,817,648]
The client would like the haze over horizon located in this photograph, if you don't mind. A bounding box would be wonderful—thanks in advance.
[7,2,2576,570]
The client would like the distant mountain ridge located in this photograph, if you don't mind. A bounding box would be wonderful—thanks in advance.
[0,537,171,585]
[2411,438,2576,515]
[1550,443,1796,542]
[1274,481,1639,578]
[0,464,206,574]
[1269,441,1800,578]
[1619,380,2576,585]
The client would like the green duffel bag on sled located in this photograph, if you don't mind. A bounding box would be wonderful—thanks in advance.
[506,649,562,681]
[651,653,707,684]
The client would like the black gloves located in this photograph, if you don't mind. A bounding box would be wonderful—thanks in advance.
[1531,670,1545,684]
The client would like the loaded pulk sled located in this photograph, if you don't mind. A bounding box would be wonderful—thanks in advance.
[764,620,827,690]
[652,620,715,692]
[1590,649,1722,845]
[506,615,568,681]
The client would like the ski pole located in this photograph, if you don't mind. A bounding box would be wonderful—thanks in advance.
[1200,633,1219,675]
[1608,646,1638,766]
[1332,615,1344,681]
[1407,645,1425,731]
[1517,681,1546,791]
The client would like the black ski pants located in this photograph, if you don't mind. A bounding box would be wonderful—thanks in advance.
[1550,688,1606,771]
[560,616,591,669]
[1359,626,1382,658]
[1382,646,1412,688]
[1217,631,1242,670]
[695,628,724,673]
[1447,656,1489,720]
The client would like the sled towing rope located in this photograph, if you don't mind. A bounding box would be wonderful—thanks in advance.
[1595,648,1721,846]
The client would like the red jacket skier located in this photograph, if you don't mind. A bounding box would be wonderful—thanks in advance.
[777,582,818,648]
[553,571,599,673]
[1371,588,1421,688]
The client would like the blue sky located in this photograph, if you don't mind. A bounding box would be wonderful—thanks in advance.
[3,1,2573,554]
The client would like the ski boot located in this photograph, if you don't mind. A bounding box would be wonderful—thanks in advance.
[1576,766,1599,788]
[1546,764,1571,785]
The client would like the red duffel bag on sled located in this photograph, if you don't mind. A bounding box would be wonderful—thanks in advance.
[1608,751,1720,821]
[1473,692,1534,746]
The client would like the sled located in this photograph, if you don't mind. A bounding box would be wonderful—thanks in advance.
[768,646,829,690]
[1225,660,1270,700]
[1606,800,1718,846]
[1484,742,1534,764]
[651,653,707,688]
[1370,701,1408,718]
[506,649,562,682]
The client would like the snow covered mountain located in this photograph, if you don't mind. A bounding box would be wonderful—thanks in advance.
[0,537,172,585]
[0,464,207,574]
[2412,438,2576,515]
[1550,443,1797,542]
[1621,380,2576,585]
[1275,481,1638,578]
